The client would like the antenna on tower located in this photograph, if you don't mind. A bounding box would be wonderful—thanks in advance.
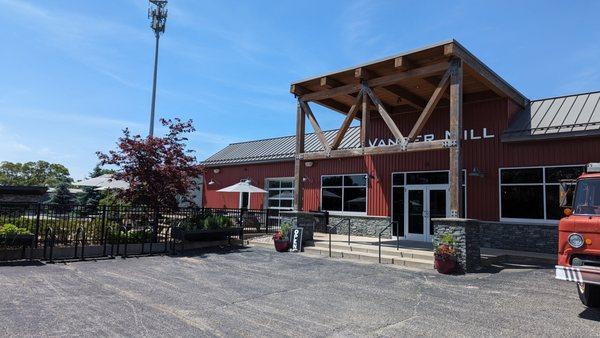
[147,0,168,137]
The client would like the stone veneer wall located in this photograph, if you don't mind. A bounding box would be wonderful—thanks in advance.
[328,215,392,238]
[432,218,481,273]
[479,221,558,254]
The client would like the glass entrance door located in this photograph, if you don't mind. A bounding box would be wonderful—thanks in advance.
[404,185,449,241]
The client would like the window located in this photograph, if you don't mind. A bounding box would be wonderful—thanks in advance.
[266,179,294,210]
[321,174,367,213]
[573,179,600,215]
[500,165,585,221]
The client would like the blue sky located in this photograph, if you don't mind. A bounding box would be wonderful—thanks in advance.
[1,0,599,179]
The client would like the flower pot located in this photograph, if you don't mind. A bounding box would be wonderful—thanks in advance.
[434,257,456,274]
[273,239,289,252]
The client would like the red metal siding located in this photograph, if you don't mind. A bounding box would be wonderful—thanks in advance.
[203,162,294,209]
[203,97,600,222]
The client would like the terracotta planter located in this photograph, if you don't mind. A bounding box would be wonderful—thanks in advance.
[273,239,290,252]
[434,256,456,274]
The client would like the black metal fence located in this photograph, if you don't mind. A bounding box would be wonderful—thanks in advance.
[0,203,275,261]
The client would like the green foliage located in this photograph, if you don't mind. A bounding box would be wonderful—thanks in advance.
[439,233,455,246]
[0,223,32,236]
[0,160,72,187]
[106,229,152,244]
[98,190,129,206]
[280,222,292,240]
[203,215,233,230]
[89,164,116,178]
[78,186,101,215]
[49,182,74,212]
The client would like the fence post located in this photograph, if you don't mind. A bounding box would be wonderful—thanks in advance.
[100,205,107,245]
[153,206,160,243]
[33,203,42,249]
[265,208,270,234]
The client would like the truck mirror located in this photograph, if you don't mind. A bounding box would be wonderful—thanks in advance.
[559,179,576,208]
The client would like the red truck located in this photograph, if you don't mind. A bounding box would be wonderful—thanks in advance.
[556,163,600,307]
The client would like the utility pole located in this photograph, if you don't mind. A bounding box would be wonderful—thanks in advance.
[148,0,168,137]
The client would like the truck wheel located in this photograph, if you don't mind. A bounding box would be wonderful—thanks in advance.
[577,283,600,307]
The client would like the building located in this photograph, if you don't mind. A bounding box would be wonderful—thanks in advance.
[202,40,600,254]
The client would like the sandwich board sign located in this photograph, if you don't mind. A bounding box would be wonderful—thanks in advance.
[290,227,303,252]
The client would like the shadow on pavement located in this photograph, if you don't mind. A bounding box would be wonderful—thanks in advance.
[477,255,555,274]
[0,260,46,267]
[170,245,254,259]
[579,307,600,321]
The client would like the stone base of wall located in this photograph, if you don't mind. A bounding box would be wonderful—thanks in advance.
[479,221,557,254]
[279,211,317,241]
[328,215,391,238]
[432,218,481,273]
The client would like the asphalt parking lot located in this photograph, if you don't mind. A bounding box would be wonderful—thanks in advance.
[0,246,599,337]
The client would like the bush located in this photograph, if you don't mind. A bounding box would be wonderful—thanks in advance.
[0,223,32,236]
[203,215,233,230]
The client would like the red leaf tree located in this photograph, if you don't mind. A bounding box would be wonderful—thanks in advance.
[97,118,204,208]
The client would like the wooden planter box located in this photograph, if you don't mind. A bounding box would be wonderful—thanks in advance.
[171,227,243,242]
[171,227,244,254]
[0,234,35,247]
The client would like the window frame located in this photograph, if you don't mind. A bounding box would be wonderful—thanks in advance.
[264,177,295,211]
[498,164,585,224]
[320,173,368,216]
[391,170,467,219]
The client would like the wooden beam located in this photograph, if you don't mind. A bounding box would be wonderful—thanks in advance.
[299,101,331,154]
[299,62,449,102]
[331,89,364,150]
[394,56,414,71]
[294,100,305,211]
[320,76,343,89]
[298,139,451,160]
[448,57,463,217]
[380,85,427,109]
[408,67,452,140]
[361,90,369,147]
[290,84,310,96]
[312,99,351,115]
[363,85,405,143]
[444,42,528,107]
[368,61,449,88]
[354,67,373,80]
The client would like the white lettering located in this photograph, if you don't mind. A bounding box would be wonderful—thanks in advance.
[464,130,468,140]
[470,129,481,140]
[378,139,386,147]
[424,134,434,142]
[368,139,378,147]
[483,128,494,138]
[445,130,452,139]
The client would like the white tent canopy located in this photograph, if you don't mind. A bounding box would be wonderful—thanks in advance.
[73,174,130,191]
[217,180,267,193]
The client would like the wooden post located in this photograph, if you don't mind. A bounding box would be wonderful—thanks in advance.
[449,58,463,217]
[294,99,305,211]
[360,87,369,147]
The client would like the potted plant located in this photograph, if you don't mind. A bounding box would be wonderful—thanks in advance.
[434,234,457,274]
[272,222,291,252]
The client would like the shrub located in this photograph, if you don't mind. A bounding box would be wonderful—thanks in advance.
[203,215,233,230]
[0,223,32,236]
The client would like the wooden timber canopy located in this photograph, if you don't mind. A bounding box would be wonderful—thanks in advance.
[290,40,528,117]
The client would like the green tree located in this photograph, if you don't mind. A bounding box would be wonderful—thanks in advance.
[89,164,115,178]
[0,161,72,187]
[78,186,101,214]
[49,182,74,213]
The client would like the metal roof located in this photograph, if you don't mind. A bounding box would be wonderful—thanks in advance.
[502,91,600,142]
[202,127,361,166]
